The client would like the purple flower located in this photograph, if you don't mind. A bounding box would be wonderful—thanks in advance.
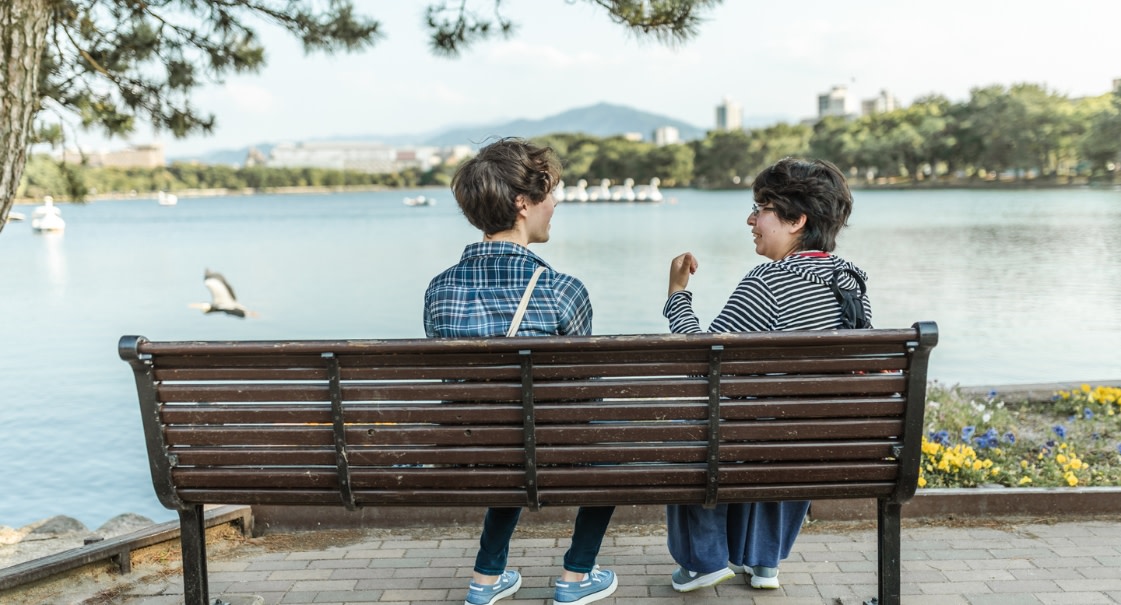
[1053,425,1067,439]
[975,429,999,449]
[1084,408,1094,420]
[1003,432,1016,444]
[961,426,976,440]
[929,429,951,446]
[987,389,998,401]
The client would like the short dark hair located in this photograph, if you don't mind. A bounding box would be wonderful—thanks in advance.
[452,137,562,235]
[751,158,853,252]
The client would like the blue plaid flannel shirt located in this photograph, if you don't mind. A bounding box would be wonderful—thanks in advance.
[424,241,592,338]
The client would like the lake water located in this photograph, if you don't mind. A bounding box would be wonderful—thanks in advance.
[1,187,1119,530]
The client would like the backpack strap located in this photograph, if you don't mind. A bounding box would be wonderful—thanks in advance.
[829,268,870,329]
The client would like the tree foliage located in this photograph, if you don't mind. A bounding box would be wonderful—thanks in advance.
[1,0,722,233]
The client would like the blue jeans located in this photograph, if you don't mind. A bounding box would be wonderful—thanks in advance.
[666,501,810,572]
[473,506,615,575]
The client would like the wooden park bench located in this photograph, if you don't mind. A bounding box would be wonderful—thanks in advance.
[119,321,937,605]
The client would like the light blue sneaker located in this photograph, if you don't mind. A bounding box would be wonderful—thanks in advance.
[465,570,522,605]
[553,567,618,605]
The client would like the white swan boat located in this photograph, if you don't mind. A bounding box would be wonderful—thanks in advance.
[31,196,65,232]
[634,177,664,202]
[158,191,178,206]
[403,195,435,206]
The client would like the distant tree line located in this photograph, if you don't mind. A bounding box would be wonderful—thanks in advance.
[17,157,458,201]
[18,82,1121,201]
[543,82,1120,190]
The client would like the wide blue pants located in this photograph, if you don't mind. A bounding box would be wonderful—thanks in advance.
[666,501,810,572]
[474,506,615,575]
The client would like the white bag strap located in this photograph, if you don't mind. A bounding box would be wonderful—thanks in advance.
[507,266,547,337]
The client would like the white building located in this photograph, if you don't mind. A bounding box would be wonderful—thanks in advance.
[653,126,680,146]
[861,90,902,116]
[715,97,743,131]
[818,85,851,118]
[266,142,466,174]
[62,143,165,168]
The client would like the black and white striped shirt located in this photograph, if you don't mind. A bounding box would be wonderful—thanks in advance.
[663,252,872,334]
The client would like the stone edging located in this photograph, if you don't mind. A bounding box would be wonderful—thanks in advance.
[251,487,1121,531]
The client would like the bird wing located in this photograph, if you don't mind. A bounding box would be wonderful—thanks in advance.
[204,273,239,308]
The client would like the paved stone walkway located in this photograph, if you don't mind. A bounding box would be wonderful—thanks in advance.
[17,517,1121,604]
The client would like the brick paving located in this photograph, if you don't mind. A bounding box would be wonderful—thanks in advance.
[22,517,1121,604]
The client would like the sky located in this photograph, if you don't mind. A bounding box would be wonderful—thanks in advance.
[65,0,1121,158]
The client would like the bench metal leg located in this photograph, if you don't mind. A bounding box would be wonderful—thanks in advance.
[873,499,901,605]
[179,505,209,605]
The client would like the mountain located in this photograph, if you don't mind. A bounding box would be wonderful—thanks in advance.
[421,102,708,146]
[169,102,712,165]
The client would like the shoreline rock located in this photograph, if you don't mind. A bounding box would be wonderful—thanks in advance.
[0,514,154,569]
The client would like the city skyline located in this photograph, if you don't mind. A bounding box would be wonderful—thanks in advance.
[55,0,1121,158]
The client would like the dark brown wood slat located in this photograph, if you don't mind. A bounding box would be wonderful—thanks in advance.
[542,483,896,506]
[154,372,906,404]
[170,462,897,491]
[163,417,904,448]
[174,480,899,507]
[171,447,338,466]
[158,396,904,426]
[176,488,532,507]
[153,353,909,383]
[138,328,920,358]
[720,418,904,441]
[169,440,899,467]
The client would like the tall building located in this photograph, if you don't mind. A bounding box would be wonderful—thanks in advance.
[818,85,851,118]
[715,97,743,131]
[653,126,680,146]
[861,90,901,116]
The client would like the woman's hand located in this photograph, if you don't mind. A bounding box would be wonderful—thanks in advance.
[668,252,699,297]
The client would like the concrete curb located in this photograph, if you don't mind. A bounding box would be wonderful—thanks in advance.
[252,487,1121,532]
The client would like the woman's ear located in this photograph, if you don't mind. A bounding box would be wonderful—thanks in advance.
[788,213,808,234]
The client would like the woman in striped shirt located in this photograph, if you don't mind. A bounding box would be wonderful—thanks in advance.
[662,158,872,593]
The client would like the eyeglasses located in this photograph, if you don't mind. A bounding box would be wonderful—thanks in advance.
[750,204,774,216]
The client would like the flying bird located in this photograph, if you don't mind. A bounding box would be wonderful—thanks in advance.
[188,269,257,318]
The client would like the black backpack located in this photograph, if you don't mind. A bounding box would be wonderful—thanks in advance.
[829,268,871,329]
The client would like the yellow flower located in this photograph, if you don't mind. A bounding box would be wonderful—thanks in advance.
[1070,459,1083,470]
[1065,473,1078,487]
[918,477,927,487]
[972,460,984,471]
[1056,454,1068,464]
[1081,384,1091,392]
[982,459,993,469]
[1018,476,1032,485]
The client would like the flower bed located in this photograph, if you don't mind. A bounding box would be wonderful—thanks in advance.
[919,384,1121,488]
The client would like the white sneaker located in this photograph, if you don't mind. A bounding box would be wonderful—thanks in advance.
[671,566,735,592]
[749,566,780,589]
